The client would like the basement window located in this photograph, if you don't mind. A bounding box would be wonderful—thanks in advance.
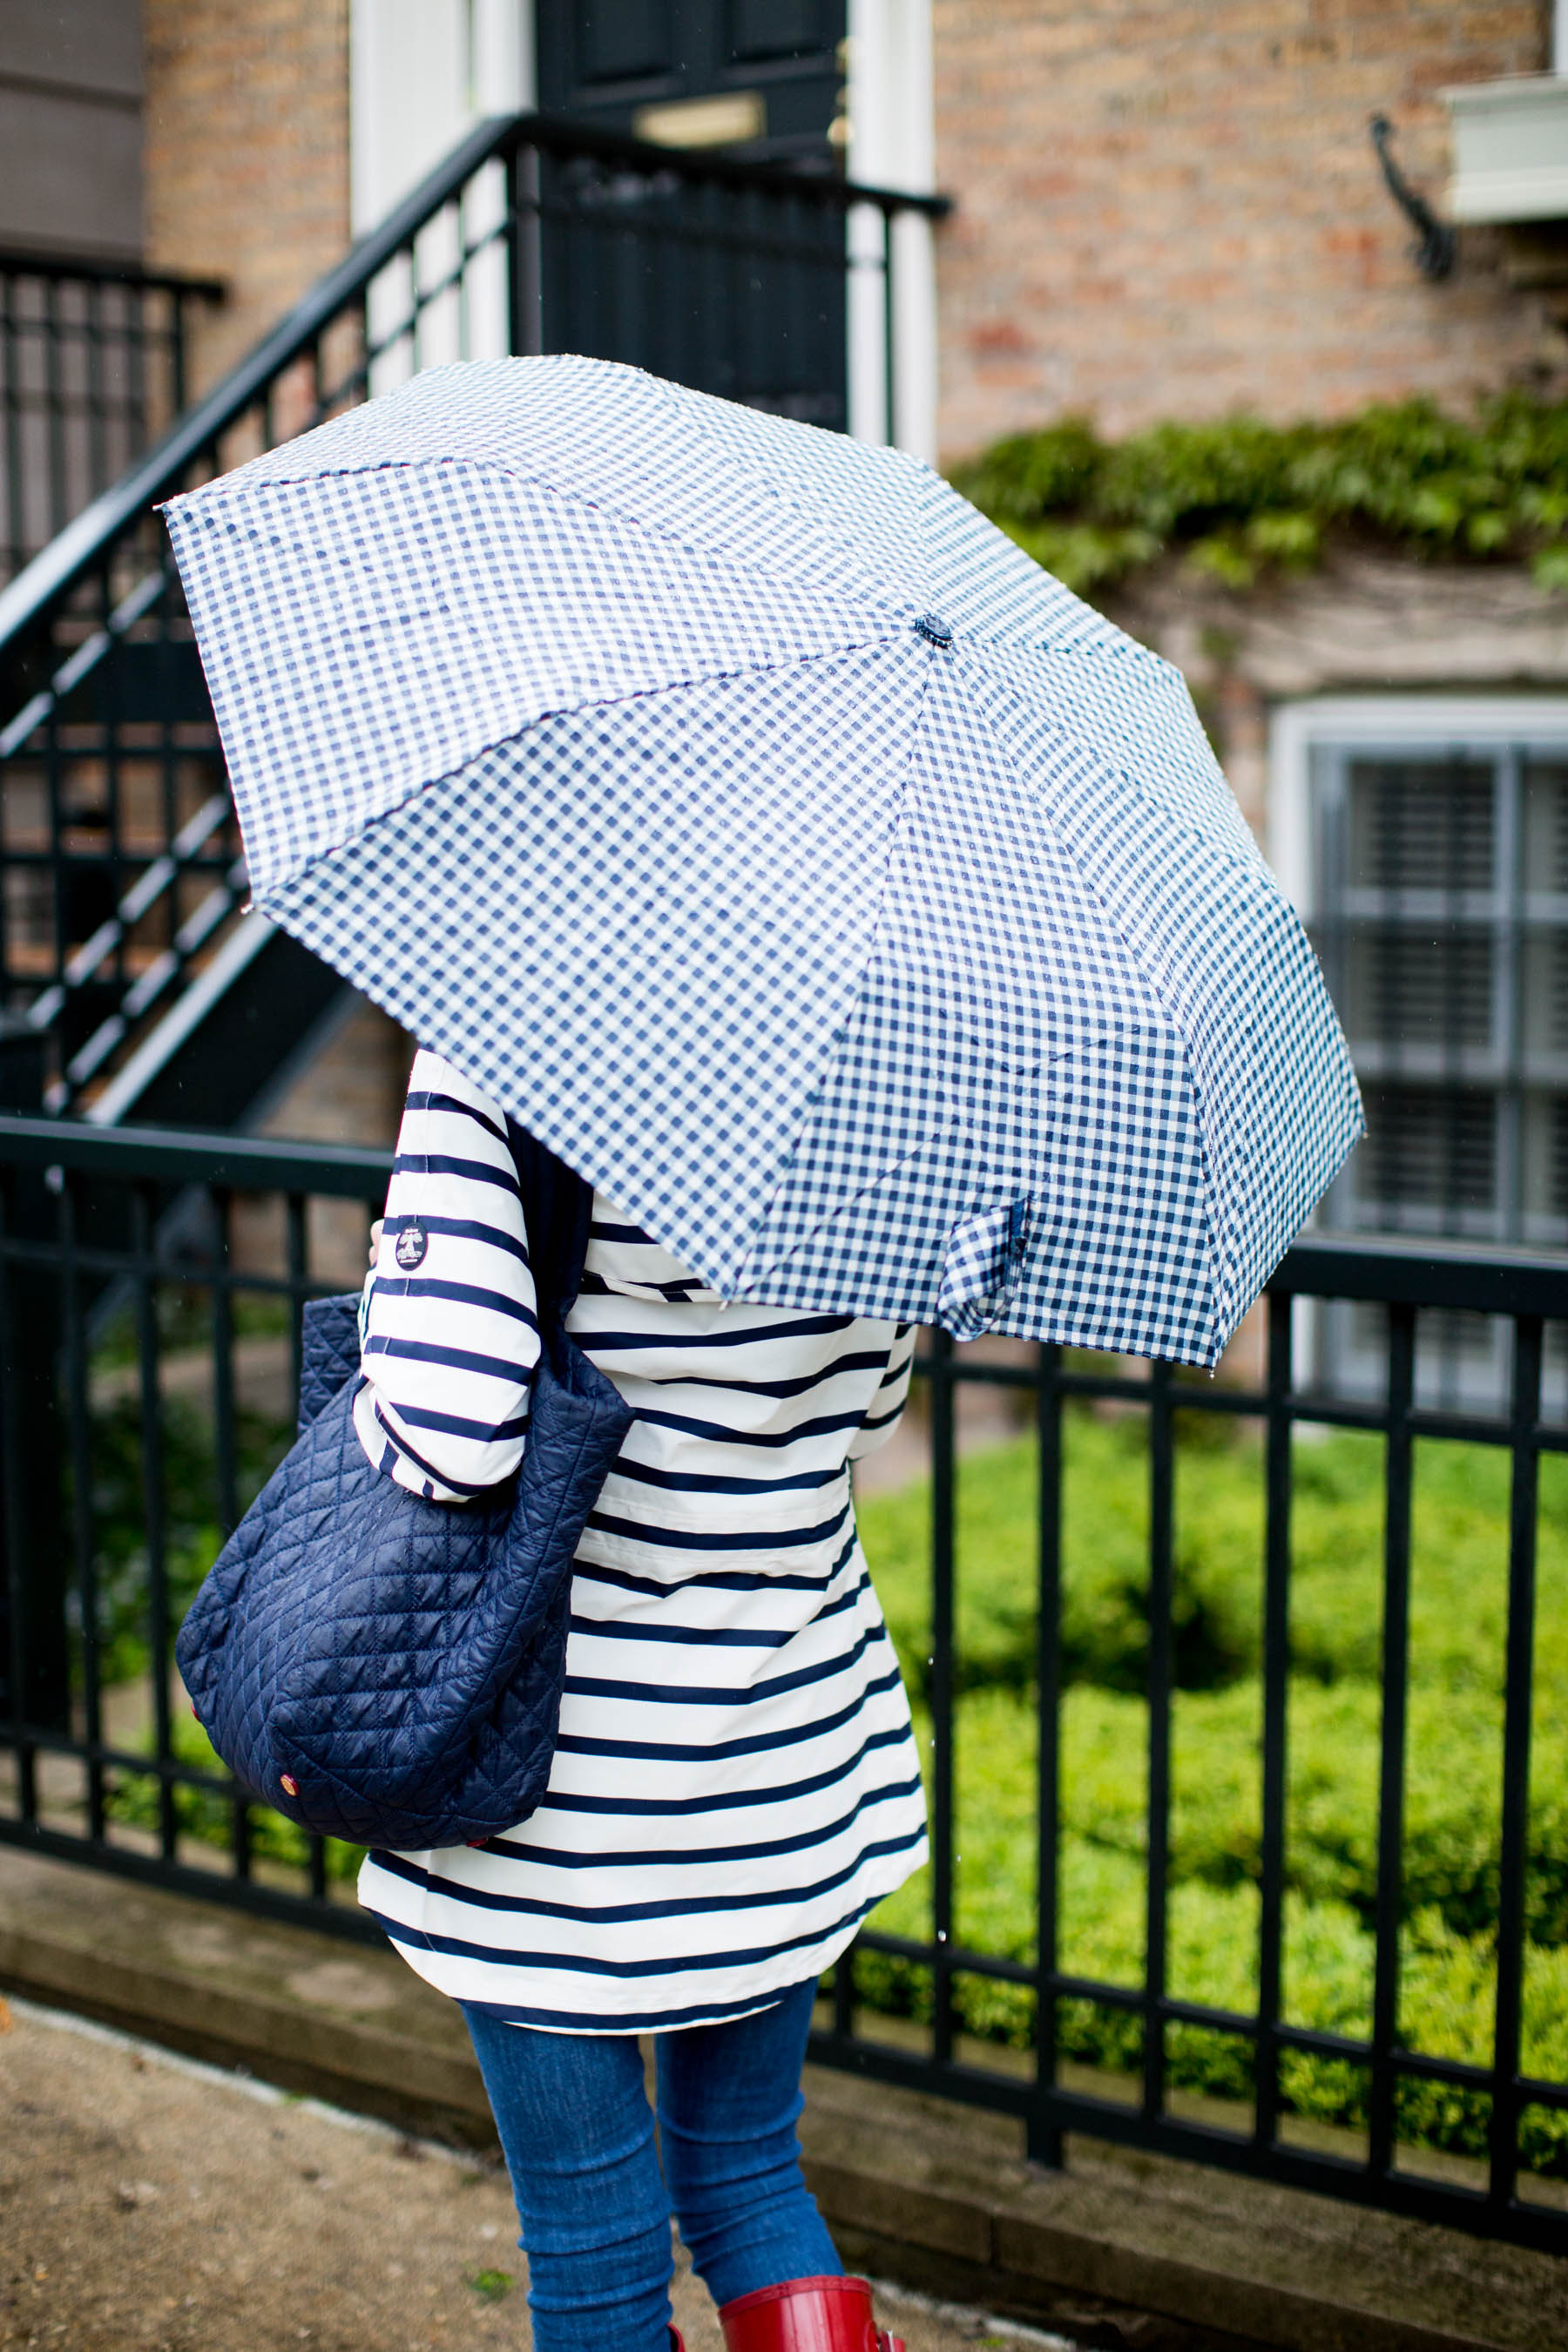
[1269,697,1568,1405]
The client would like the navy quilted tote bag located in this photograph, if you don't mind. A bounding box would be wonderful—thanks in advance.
[175,1125,632,1850]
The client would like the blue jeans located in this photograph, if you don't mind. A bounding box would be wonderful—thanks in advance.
[463,1980,841,2352]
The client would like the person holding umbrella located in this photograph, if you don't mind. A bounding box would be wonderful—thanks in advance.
[354,1044,924,2352]
[166,355,1361,2352]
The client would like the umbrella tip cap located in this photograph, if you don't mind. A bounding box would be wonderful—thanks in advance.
[915,612,954,647]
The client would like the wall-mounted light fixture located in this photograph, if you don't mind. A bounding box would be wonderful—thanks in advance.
[1370,114,1457,282]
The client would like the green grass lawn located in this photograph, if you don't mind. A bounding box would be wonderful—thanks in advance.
[855,1407,1568,2174]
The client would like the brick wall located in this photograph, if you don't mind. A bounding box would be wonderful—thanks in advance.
[934,0,1557,461]
[259,996,412,1153]
[142,0,350,394]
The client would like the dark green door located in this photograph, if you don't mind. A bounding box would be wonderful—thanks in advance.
[533,1,849,425]
[537,1,845,166]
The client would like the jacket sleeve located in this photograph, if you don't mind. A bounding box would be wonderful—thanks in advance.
[848,1322,917,1462]
[351,1048,541,1501]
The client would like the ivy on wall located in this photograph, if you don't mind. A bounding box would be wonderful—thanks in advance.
[951,395,1568,603]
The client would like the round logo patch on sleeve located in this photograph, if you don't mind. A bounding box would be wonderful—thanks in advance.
[394,1224,429,1270]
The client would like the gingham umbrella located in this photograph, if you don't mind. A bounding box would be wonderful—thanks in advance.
[165,356,1361,1367]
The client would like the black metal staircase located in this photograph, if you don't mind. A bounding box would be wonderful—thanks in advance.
[1,247,225,590]
[0,110,945,1132]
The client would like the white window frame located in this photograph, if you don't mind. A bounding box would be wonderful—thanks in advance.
[1269,694,1568,917]
[1271,693,1568,1409]
[847,0,936,463]
[351,0,532,385]
[351,0,531,236]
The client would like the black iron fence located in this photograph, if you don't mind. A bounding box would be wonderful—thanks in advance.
[0,116,945,1114]
[1,1112,1564,2251]
[0,249,224,589]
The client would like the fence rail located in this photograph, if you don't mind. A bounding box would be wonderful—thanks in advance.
[1,1114,1564,2252]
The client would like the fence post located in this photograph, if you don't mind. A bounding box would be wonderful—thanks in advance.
[0,1017,71,1738]
[928,1325,956,2065]
[1027,1341,1064,2167]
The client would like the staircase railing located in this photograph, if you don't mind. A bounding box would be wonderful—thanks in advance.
[0,112,947,1118]
[0,247,225,588]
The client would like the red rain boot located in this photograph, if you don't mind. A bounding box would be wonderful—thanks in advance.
[719,2274,904,2352]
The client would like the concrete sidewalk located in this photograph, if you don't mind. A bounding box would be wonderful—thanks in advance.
[3,1848,1565,2352]
[1,1996,1064,2352]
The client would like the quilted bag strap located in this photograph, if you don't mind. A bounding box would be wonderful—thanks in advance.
[505,1120,594,1334]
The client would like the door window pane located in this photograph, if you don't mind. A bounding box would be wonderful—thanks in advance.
[728,1,821,58]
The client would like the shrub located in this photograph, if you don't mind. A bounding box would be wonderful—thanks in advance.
[925,1680,1568,1950]
[105,1710,362,1884]
[950,395,1568,599]
[857,1419,1568,1713]
[860,1409,1263,1697]
[83,1388,292,1688]
[861,1713,1568,2173]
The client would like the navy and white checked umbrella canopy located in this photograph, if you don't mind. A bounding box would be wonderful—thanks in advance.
[166,356,1361,1367]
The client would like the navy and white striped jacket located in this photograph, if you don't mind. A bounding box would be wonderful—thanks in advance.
[354,1050,928,2031]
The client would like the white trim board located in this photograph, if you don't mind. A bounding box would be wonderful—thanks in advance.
[351,0,531,235]
[350,0,531,382]
[848,0,937,463]
[1267,693,1568,917]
